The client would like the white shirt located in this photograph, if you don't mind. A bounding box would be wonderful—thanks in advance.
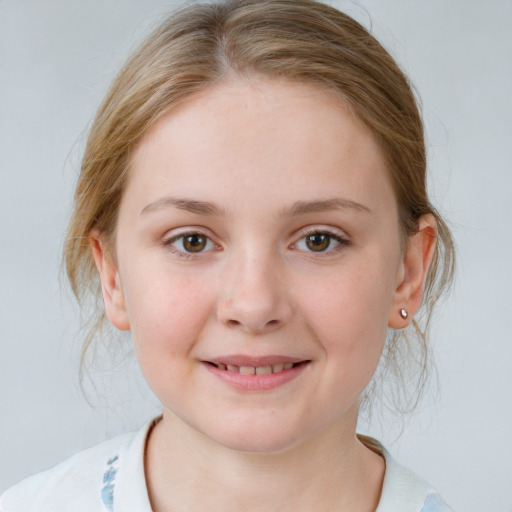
[1,419,452,512]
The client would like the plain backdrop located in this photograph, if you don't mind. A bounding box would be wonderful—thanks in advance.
[1,1,511,510]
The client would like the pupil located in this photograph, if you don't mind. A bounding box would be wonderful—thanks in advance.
[307,233,329,251]
[184,235,206,252]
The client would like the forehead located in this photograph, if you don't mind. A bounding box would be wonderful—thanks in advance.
[127,78,394,216]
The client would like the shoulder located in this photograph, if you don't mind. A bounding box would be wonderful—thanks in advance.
[359,436,453,512]
[0,419,155,512]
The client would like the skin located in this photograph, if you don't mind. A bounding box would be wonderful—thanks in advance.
[91,79,436,511]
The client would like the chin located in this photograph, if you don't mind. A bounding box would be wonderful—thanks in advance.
[203,417,308,455]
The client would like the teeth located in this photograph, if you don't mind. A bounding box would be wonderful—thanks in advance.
[239,366,256,375]
[256,365,272,375]
[215,362,297,374]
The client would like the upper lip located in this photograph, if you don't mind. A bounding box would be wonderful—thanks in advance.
[205,355,308,367]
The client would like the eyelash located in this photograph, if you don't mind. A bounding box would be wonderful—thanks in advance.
[162,227,350,259]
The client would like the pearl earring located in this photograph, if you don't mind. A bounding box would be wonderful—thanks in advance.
[399,308,408,319]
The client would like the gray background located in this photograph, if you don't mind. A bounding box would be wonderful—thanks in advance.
[1,1,511,510]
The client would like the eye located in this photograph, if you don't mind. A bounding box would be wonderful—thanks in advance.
[294,231,347,253]
[166,232,216,254]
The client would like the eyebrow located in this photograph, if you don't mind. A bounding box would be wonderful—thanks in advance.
[141,196,226,216]
[281,198,372,217]
[140,195,371,217]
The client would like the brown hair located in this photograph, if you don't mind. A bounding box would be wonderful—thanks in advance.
[65,0,454,412]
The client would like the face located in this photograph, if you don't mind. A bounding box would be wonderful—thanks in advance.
[97,79,416,453]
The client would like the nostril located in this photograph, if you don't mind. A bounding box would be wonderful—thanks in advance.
[224,317,280,332]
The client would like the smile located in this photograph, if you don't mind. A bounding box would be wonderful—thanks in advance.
[208,362,298,374]
[203,357,310,391]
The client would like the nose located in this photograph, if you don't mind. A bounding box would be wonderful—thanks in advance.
[216,249,293,334]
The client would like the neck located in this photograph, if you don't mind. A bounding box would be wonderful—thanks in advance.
[145,410,385,512]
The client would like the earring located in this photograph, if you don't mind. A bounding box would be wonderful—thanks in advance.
[399,308,408,319]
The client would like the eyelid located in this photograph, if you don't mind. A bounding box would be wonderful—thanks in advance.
[293,225,350,241]
[162,225,217,240]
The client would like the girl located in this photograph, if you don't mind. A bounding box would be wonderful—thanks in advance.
[1,0,455,510]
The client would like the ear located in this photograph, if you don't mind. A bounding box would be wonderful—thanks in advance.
[90,231,130,331]
[388,214,437,329]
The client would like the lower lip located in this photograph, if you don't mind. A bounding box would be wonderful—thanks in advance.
[203,361,310,391]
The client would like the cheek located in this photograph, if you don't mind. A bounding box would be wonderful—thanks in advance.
[299,256,395,368]
[126,273,217,402]
[121,262,214,362]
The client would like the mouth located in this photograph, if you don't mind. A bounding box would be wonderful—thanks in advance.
[205,361,307,375]
[202,356,311,391]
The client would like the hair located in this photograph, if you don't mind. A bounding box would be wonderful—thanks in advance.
[65,0,455,414]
